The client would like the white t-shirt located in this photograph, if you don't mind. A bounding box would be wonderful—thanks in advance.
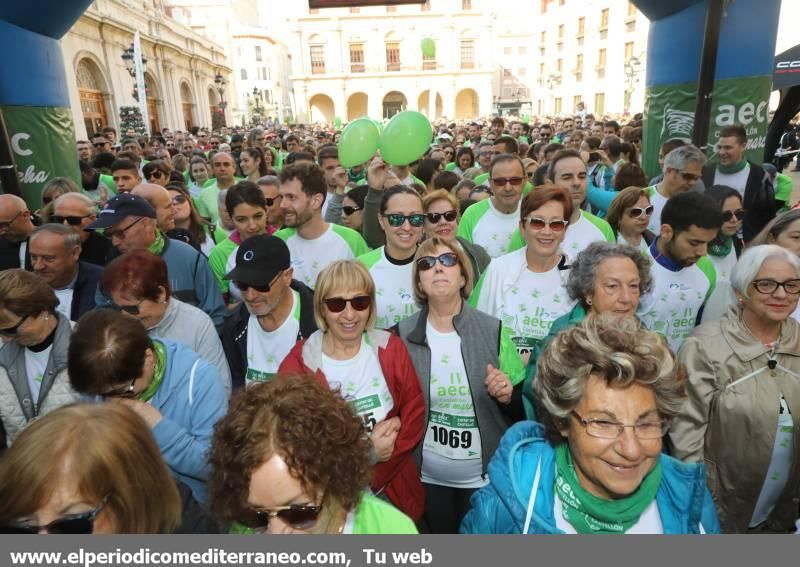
[245,290,300,386]
[322,337,394,433]
[647,186,668,234]
[554,498,664,534]
[278,224,366,289]
[24,346,51,405]
[702,247,738,323]
[421,322,486,489]
[54,288,74,320]
[458,199,521,258]
[750,396,794,527]
[358,247,418,329]
[561,211,613,258]
[713,164,751,197]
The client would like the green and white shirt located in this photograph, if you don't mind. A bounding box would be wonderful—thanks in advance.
[358,247,419,329]
[750,396,794,527]
[646,185,666,234]
[457,199,521,259]
[24,346,51,404]
[245,289,301,386]
[560,210,615,258]
[703,247,738,322]
[421,322,487,489]
[275,224,369,289]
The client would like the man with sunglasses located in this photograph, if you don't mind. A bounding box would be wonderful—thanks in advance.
[91,133,113,155]
[257,176,285,230]
[52,193,115,267]
[701,124,778,242]
[88,194,226,332]
[646,145,707,234]
[0,194,34,271]
[29,224,101,321]
[222,235,316,389]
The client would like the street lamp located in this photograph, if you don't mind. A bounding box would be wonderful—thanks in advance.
[624,56,642,114]
[249,87,264,125]
[121,43,147,100]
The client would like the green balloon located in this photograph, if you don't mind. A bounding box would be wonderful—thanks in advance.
[338,118,380,168]
[379,111,433,166]
[420,37,436,59]
[371,118,384,135]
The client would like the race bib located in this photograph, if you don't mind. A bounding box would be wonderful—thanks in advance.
[423,410,481,460]
[350,394,385,433]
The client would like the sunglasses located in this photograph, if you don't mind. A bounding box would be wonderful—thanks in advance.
[93,142,109,149]
[492,176,525,187]
[416,252,459,271]
[147,171,165,180]
[721,208,746,222]
[235,271,283,294]
[628,205,654,218]
[52,214,91,226]
[0,314,29,337]
[1,495,110,534]
[342,206,362,216]
[172,194,188,206]
[265,196,282,207]
[523,217,569,232]
[426,210,457,224]
[110,298,144,315]
[240,504,323,532]
[323,295,371,313]
[383,213,425,227]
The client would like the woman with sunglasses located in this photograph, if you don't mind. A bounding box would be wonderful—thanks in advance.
[0,270,79,448]
[606,186,656,252]
[422,189,491,283]
[470,185,574,365]
[142,160,172,188]
[357,187,425,329]
[68,309,227,504]
[670,245,800,533]
[101,250,231,395]
[167,183,225,257]
[463,315,720,534]
[701,185,746,322]
[395,238,524,533]
[240,148,269,184]
[38,178,82,222]
[279,260,425,522]
[210,375,417,534]
[340,185,368,233]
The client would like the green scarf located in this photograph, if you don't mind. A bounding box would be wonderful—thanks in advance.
[148,231,166,255]
[138,340,166,402]
[554,443,661,534]
[708,235,733,258]
[717,159,748,174]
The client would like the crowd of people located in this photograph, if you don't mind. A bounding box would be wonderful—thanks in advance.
[0,111,799,535]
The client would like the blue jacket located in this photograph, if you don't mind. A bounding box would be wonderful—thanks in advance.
[460,421,720,534]
[150,339,228,504]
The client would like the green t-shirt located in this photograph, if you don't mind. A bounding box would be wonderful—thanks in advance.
[208,236,238,295]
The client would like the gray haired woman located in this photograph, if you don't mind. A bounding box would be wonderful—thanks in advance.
[521,241,652,419]
[670,244,800,533]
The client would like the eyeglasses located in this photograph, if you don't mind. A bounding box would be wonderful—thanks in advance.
[678,171,701,182]
[0,315,29,337]
[323,295,371,313]
[523,217,569,232]
[1,495,110,534]
[172,194,188,206]
[383,213,425,228]
[342,206,362,216]
[0,210,23,232]
[235,271,283,294]
[416,252,459,271]
[628,206,654,219]
[52,214,92,226]
[240,503,323,532]
[571,410,669,440]
[721,208,746,222]
[104,217,145,239]
[752,279,800,295]
[110,298,144,316]
[425,210,457,224]
[103,375,138,399]
[491,176,525,187]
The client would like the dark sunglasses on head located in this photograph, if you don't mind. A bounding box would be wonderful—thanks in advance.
[0,314,29,337]
[416,252,459,271]
[721,208,746,222]
[628,205,654,219]
[239,503,323,532]
[52,214,91,226]
[324,295,371,313]
[342,206,362,216]
[426,210,457,224]
[1,495,109,534]
[110,299,144,316]
[384,213,425,228]
[523,217,569,232]
[492,176,525,187]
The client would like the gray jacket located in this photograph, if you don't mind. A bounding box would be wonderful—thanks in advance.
[0,313,80,448]
[396,302,516,478]
[149,298,232,396]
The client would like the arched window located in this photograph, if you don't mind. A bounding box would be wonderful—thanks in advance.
[240,68,248,80]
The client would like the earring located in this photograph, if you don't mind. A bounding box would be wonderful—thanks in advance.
[586,298,592,306]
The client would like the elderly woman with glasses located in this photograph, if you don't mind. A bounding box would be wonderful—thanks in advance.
[606,186,656,252]
[278,260,425,522]
[0,270,79,449]
[670,245,800,533]
[462,315,720,534]
[210,375,417,534]
[395,238,524,533]
[67,309,228,504]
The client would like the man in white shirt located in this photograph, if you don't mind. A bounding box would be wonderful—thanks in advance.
[647,145,707,234]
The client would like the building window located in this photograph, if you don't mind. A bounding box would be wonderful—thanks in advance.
[554,98,562,114]
[518,68,526,76]
[574,95,582,107]
[386,42,400,71]
[309,8,319,15]
[597,48,606,69]
[460,40,475,70]
[350,43,365,73]
[628,1,637,17]
[519,46,527,55]
[421,0,430,12]
[577,16,585,36]
[600,8,609,29]
[575,53,583,81]
[255,45,262,62]
[503,68,512,78]
[310,44,325,74]
[462,0,472,9]
[540,30,546,45]
[350,6,359,13]
[626,20,636,33]
[558,24,564,39]
[423,51,436,70]
[556,58,562,74]
[262,67,268,80]
[240,68,247,80]
[386,4,396,12]
[624,42,634,61]
[539,62,545,84]
[503,87,512,98]
[504,46,512,55]
[595,92,605,115]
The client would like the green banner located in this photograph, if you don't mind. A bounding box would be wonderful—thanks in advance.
[642,75,772,178]
[1,106,81,209]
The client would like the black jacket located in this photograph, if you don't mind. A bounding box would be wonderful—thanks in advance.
[702,161,777,242]
[79,231,117,267]
[70,261,103,321]
[222,279,317,390]
[0,237,31,271]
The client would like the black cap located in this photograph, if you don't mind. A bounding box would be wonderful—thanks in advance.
[86,193,156,230]
[225,235,291,286]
